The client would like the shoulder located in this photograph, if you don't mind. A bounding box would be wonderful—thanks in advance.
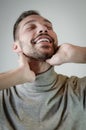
[67,76,86,89]
[56,73,86,92]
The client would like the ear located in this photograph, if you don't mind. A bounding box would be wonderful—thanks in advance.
[12,41,22,53]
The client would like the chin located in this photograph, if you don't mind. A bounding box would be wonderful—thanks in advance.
[35,52,54,61]
[23,48,54,61]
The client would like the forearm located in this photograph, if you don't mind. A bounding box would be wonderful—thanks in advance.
[0,68,24,90]
[0,52,36,90]
[68,45,86,63]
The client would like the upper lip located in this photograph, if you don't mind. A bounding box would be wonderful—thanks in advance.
[32,34,54,44]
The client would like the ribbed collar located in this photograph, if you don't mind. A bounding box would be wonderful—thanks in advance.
[23,67,57,92]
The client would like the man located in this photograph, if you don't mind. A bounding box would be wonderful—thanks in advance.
[0,10,86,130]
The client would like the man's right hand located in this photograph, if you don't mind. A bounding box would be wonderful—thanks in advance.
[18,52,36,83]
[0,51,35,90]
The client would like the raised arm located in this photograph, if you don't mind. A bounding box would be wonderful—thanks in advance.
[0,52,35,90]
[46,43,86,65]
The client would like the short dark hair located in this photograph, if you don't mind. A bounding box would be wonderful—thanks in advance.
[13,10,40,41]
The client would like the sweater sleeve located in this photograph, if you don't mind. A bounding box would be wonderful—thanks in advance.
[67,76,86,109]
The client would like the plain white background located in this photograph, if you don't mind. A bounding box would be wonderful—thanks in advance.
[0,0,86,77]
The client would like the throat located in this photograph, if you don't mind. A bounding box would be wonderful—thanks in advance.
[29,59,51,75]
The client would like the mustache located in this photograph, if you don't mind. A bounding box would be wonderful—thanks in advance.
[31,33,55,44]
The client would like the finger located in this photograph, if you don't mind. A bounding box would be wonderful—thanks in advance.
[46,57,55,65]
[46,54,62,65]
[18,52,28,62]
[18,52,25,64]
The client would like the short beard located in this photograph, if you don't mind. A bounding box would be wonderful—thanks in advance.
[19,39,58,61]
[31,40,57,61]
[24,46,57,61]
[32,52,53,61]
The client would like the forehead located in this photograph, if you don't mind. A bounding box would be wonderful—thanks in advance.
[19,15,52,27]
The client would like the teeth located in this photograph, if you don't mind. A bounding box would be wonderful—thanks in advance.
[36,38,50,44]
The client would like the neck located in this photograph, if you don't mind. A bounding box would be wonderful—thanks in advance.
[29,58,51,75]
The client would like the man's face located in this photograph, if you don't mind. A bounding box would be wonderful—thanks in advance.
[18,15,58,60]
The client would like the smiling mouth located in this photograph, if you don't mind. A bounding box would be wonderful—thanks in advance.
[31,34,54,44]
[36,38,51,44]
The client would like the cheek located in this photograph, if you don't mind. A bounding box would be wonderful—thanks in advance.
[53,32,58,44]
[22,45,32,56]
[20,36,30,43]
[19,31,32,42]
[50,31,58,45]
[21,42,31,50]
[19,33,34,53]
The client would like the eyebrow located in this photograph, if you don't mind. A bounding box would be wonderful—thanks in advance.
[44,18,52,24]
[23,18,52,27]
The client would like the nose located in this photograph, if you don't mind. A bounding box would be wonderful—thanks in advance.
[38,25,48,34]
[39,30,48,33]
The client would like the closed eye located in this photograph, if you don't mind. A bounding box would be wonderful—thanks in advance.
[45,25,53,30]
[26,24,36,31]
